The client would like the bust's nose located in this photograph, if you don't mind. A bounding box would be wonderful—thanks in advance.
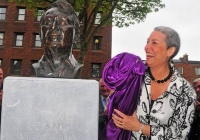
[51,17,58,30]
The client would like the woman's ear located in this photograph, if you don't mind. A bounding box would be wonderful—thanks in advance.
[167,47,176,58]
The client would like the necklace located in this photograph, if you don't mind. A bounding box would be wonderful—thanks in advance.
[148,66,173,83]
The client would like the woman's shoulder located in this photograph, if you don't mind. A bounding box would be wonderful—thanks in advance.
[173,69,191,85]
[172,70,196,98]
[173,71,192,88]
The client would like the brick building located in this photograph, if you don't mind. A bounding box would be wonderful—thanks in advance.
[0,0,112,79]
[173,54,200,84]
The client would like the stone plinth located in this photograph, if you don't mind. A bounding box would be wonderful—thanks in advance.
[1,77,98,140]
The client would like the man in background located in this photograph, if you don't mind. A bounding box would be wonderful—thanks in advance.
[0,67,3,90]
[98,78,114,137]
[0,67,3,125]
[188,78,200,140]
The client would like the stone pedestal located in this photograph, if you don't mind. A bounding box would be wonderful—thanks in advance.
[1,77,98,140]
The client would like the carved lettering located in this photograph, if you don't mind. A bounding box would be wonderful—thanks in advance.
[28,122,69,131]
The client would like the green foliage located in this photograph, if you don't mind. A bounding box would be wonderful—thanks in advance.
[113,0,165,27]
[10,0,165,28]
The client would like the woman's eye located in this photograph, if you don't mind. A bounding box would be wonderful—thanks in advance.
[152,42,157,45]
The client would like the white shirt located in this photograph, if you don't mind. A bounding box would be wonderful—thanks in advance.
[131,66,196,140]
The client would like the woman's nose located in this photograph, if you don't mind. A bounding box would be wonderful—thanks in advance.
[144,43,150,51]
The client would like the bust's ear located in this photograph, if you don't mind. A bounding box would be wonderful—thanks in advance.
[39,16,45,43]
[39,31,43,43]
[167,47,176,58]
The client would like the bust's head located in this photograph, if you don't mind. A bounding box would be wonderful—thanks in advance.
[40,0,80,58]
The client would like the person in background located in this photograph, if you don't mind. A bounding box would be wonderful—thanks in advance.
[98,78,114,137]
[0,67,4,125]
[0,67,3,91]
[188,78,200,140]
[112,26,196,140]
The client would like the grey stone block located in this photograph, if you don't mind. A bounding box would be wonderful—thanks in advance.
[1,77,99,140]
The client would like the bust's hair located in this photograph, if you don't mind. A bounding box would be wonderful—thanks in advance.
[40,0,80,43]
[154,26,180,59]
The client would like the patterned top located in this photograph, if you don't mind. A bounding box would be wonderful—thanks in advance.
[131,64,196,140]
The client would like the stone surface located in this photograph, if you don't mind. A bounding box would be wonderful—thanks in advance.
[1,77,99,140]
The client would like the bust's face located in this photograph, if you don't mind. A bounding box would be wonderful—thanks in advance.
[40,7,74,50]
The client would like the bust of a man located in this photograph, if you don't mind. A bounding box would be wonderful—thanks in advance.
[33,0,82,78]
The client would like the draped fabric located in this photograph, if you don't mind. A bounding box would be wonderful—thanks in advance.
[99,52,146,140]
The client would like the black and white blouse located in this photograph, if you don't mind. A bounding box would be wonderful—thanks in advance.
[131,64,196,140]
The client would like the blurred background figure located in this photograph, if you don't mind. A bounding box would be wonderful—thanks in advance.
[188,78,200,140]
[0,67,3,90]
[98,78,113,137]
[0,67,3,125]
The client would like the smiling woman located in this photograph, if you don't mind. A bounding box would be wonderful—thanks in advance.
[110,26,196,140]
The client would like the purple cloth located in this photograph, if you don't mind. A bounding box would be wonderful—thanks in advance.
[99,52,146,140]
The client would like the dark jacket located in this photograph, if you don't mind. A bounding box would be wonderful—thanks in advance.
[99,94,107,137]
[188,106,200,140]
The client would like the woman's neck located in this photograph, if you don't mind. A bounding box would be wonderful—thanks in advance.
[150,65,170,79]
[148,62,173,84]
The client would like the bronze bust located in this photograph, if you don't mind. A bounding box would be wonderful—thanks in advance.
[33,0,82,78]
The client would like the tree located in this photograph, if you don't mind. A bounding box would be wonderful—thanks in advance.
[8,0,165,77]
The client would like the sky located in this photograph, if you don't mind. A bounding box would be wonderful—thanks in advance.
[112,0,200,61]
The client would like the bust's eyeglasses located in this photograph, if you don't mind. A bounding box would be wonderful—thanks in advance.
[194,85,200,90]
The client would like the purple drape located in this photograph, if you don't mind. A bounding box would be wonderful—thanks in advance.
[99,52,146,140]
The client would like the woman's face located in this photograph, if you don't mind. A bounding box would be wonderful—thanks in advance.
[144,30,172,68]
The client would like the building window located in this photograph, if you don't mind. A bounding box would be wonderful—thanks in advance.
[93,36,102,50]
[0,32,4,46]
[34,34,41,47]
[15,33,24,46]
[18,8,26,21]
[76,12,82,24]
[95,12,101,24]
[11,60,22,75]
[195,68,200,75]
[73,41,81,49]
[0,7,6,20]
[37,10,44,22]
[91,63,101,78]
[31,60,38,75]
[73,37,81,49]
[177,67,183,74]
